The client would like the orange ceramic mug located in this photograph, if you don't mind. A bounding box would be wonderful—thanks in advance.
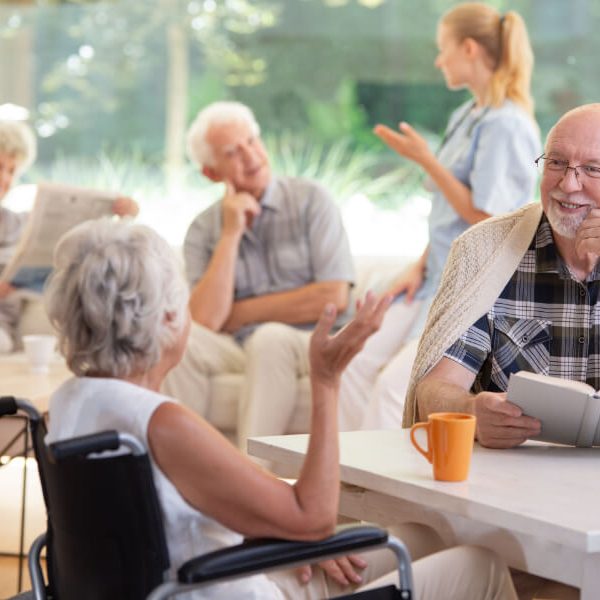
[410,412,476,482]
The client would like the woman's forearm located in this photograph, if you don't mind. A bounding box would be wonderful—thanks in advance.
[292,380,340,537]
[421,156,490,225]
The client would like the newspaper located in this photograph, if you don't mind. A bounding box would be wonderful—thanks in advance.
[0,182,117,286]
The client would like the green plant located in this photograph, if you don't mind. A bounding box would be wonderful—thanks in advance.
[26,132,433,247]
[265,132,425,209]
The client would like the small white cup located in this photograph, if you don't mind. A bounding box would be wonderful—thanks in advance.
[22,334,57,374]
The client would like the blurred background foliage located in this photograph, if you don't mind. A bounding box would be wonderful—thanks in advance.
[0,0,597,249]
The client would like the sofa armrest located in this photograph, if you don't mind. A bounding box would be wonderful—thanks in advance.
[352,256,413,300]
[17,296,54,339]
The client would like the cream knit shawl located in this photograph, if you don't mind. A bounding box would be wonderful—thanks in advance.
[402,202,544,427]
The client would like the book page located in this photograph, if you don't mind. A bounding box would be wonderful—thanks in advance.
[511,370,594,395]
[507,371,595,447]
[0,182,117,283]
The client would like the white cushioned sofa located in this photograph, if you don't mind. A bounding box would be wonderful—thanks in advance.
[17,293,55,340]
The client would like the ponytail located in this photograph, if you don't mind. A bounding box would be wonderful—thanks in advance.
[490,11,534,117]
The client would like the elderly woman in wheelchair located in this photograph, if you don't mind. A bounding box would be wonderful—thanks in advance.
[41,218,517,599]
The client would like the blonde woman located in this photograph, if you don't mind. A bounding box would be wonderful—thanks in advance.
[340,2,542,431]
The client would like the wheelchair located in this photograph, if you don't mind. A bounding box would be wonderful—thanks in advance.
[0,396,414,599]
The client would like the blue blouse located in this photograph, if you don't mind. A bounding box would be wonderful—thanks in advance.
[405,99,541,340]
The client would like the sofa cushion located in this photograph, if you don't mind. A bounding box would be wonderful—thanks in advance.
[207,373,312,434]
[17,296,55,339]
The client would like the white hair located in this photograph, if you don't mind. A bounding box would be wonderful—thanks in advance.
[0,120,37,176]
[186,101,260,168]
[44,218,189,378]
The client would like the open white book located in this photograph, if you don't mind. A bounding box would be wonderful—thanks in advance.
[507,371,600,447]
[0,182,117,288]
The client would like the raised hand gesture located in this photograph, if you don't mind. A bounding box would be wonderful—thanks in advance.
[373,122,434,167]
[309,291,391,387]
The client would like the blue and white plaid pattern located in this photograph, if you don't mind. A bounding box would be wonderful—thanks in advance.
[445,215,600,391]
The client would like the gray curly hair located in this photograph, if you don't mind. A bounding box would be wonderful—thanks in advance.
[44,218,189,377]
[0,120,37,176]
[186,101,260,168]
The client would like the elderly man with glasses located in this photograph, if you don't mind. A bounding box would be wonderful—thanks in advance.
[404,103,600,453]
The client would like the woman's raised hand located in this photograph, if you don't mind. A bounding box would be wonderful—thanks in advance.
[374,122,433,166]
[309,292,392,386]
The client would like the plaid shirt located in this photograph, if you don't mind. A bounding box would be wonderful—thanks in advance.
[445,215,600,392]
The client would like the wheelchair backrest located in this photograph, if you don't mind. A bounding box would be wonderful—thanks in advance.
[31,419,170,600]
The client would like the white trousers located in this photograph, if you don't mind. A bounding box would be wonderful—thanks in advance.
[238,323,311,451]
[161,322,246,418]
[270,542,517,600]
[338,299,424,431]
[161,322,311,451]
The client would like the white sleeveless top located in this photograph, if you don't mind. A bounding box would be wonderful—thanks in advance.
[46,377,284,600]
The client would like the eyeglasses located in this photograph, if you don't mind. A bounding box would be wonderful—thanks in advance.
[535,154,600,180]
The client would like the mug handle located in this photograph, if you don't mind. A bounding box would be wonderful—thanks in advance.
[410,422,432,463]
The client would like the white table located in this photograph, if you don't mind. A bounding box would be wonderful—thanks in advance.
[249,430,600,600]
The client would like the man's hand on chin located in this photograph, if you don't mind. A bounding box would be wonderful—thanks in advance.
[221,181,261,237]
[575,207,600,273]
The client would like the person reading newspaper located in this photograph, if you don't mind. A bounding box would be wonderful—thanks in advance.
[0,119,138,353]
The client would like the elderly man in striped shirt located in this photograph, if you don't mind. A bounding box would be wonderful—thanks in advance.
[162,101,354,453]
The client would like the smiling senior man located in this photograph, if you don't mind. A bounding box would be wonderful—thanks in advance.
[162,101,354,453]
[405,103,600,452]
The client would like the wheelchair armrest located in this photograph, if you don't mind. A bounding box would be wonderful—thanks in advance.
[0,396,41,420]
[178,525,388,584]
[50,430,121,460]
[50,431,147,460]
[0,396,17,416]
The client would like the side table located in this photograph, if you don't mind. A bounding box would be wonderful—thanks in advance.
[0,353,70,593]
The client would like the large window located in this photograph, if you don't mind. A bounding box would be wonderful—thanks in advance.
[1,0,598,253]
